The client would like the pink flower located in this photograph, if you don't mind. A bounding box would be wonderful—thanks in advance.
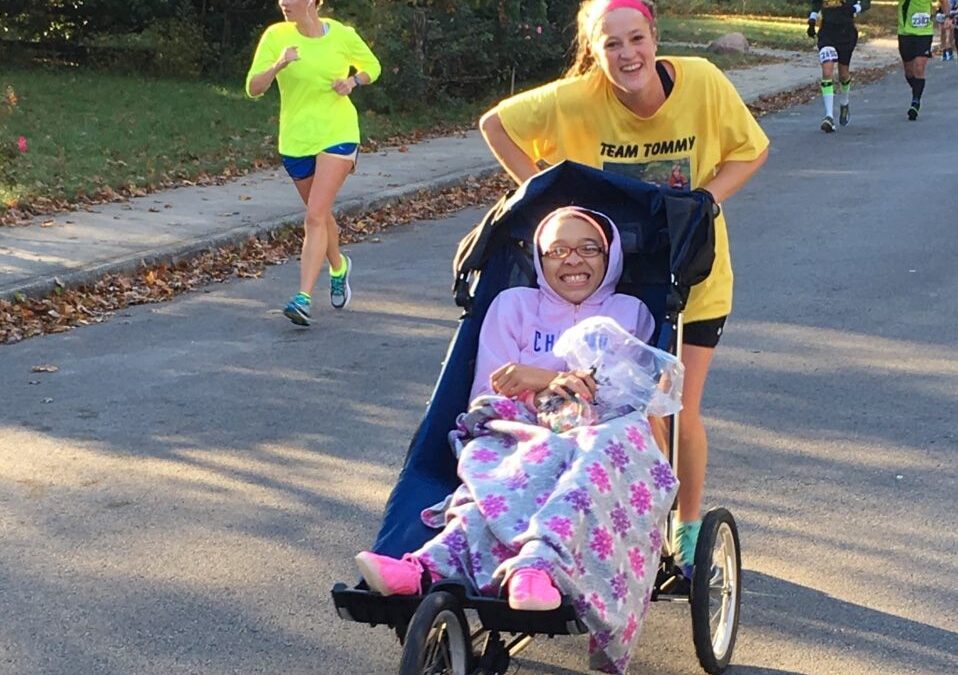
[589,591,608,618]
[472,447,499,463]
[480,493,509,519]
[492,398,519,419]
[629,481,652,515]
[625,425,647,451]
[586,462,612,493]
[622,612,639,643]
[628,546,646,577]
[523,442,551,464]
[547,515,574,540]
[536,25,543,34]
[16,136,27,153]
[590,526,614,560]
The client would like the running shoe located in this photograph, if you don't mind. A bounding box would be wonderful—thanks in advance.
[839,104,850,127]
[673,520,702,578]
[330,254,352,310]
[907,103,920,121]
[283,292,311,326]
[355,552,428,596]
[820,116,835,133]
[507,568,561,611]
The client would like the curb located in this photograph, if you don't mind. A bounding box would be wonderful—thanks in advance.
[0,163,500,301]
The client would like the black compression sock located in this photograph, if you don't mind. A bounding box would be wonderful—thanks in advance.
[911,77,926,102]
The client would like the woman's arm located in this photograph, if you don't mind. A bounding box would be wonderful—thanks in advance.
[700,148,769,204]
[479,110,539,185]
[247,47,298,98]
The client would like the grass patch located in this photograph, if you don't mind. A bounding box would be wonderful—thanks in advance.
[664,45,785,69]
[0,66,491,217]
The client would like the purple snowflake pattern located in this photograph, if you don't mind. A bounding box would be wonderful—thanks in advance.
[625,424,648,451]
[573,593,590,617]
[534,489,553,507]
[621,612,639,643]
[490,541,516,563]
[604,440,629,471]
[443,529,468,555]
[610,503,631,537]
[564,487,593,514]
[593,629,612,650]
[649,527,662,551]
[610,572,629,601]
[479,494,509,520]
[573,549,587,576]
[446,553,465,575]
[492,398,519,419]
[629,481,652,515]
[546,515,574,540]
[512,517,530,533]
[627,547,646,578]
[469,551,483,575]
[523,442,551,464]
[472,447,499,464]
[531,558,554,572]
[650,460,677,492]
[504,469,529,491]
[590,526,614,561]
[587,462,612,493]
[615,656,631,673]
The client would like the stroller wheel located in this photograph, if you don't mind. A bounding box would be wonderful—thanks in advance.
[399,591,472,675]
[690,508,741,674]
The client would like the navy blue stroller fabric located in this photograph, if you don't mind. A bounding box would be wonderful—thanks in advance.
[372,161,715,558]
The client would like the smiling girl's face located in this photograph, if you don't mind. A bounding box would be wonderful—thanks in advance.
[538,214,608,305]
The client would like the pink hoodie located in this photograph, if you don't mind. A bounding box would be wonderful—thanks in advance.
[470,208,655,400]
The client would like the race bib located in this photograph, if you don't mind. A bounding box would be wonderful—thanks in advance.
[911,12,931,28]
[819,46,839,63]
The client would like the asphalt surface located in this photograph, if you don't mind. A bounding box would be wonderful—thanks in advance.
[1,65,957,674]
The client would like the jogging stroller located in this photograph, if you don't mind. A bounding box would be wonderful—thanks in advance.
[331,160,742,674]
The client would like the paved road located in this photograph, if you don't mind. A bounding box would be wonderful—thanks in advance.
[2,65,957,674]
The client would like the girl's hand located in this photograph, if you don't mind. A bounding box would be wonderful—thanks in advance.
[538,370,597,402]
[490,364,557,398]
[331,78,355,96]
[275,46,300,71]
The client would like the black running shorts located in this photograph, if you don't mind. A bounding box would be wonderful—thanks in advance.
[898,34,933,61]
[683,316,727,349]
[818,25,859,65]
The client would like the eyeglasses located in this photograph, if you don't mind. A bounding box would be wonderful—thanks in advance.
[541,244,606,260]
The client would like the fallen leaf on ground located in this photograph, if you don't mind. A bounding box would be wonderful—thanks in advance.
[31,364,59,373]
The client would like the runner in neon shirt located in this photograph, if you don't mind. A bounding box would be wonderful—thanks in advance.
[246,0,380,325]
[897,0,949,119]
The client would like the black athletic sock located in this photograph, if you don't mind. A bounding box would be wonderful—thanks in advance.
[911,77,925,103]
[906,75,916,88]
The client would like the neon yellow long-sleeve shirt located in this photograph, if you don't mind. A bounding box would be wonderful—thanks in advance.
[246,19,381,156]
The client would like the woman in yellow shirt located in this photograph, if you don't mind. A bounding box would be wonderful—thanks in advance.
[480,0,768,575]
[246,0,380,325]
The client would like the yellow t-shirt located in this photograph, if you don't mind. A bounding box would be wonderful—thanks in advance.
[245,19,381,157]
[496,57,769,323]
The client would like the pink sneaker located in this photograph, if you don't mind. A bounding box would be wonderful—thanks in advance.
[507,568,561,611]
[355,551,426,596]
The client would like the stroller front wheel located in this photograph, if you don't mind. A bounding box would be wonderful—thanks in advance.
[690,507,742,674]
[399,591,472,675]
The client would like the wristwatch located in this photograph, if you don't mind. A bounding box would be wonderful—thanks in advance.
[352,74,363,88]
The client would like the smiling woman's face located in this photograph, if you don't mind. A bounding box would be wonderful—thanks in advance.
[538,214,608,305]
[278,0,316,20]
[591,8,658,96]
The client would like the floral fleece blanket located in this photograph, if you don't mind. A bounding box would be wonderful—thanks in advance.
[412,395,679,674]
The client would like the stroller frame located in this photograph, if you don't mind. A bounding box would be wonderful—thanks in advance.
[331,162,741,674]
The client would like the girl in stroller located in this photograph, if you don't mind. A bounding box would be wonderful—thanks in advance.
[355,206,678,674]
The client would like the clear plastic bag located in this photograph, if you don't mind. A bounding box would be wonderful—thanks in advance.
[552,316,684,422]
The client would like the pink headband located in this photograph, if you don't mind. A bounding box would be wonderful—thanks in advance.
[589,0,654,32]
[535,206,610,254]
